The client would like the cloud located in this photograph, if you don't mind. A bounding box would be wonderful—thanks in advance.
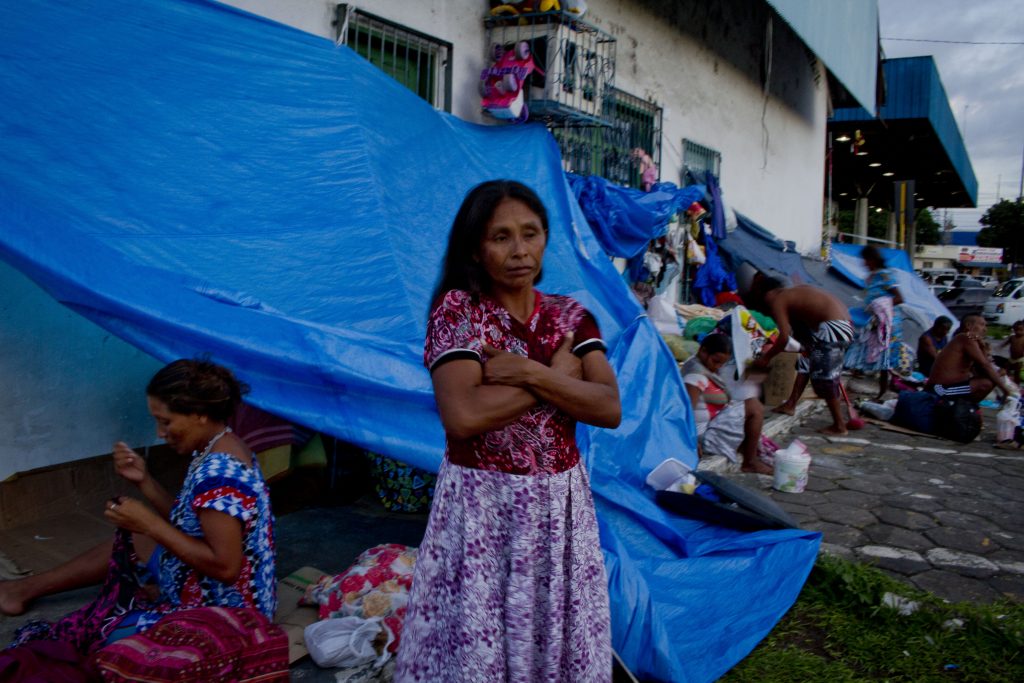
[879,0,1024,224]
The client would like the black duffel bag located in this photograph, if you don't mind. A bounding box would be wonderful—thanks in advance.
[891,390,939,434]
[934,396,982,443]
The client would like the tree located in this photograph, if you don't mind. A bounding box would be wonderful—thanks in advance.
[834,208,888,242]
[942,213,956,233]
[977,199,1024,264]
[833,207,940,245]
[915,208,941,245]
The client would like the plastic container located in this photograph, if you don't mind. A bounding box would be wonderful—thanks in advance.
[859,400,895,421]
[996,396,1020,442]
[772,440,811,493]
[646,458,695,493]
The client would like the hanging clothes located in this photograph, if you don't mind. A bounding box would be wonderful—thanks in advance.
[705,171,727,241]
[692,233,738,307]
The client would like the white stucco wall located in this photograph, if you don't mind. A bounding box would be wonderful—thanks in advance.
[0,261,162,480]
[223,0,830,252]
[585,1,829,252]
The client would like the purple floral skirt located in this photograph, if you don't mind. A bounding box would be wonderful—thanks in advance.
[394,459,611,683]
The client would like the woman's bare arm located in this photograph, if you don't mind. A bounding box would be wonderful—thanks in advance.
[113,442,175,518]
[919,334,937,361]
[431,359,539,440]
[105,500,245,584]
[516,350,621,428]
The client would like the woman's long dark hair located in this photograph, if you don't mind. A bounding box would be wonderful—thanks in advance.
[146,359,249,422]
[430,180,549,311]
[861,244,884,269]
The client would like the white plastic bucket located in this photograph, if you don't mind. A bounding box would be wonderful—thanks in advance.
[773,448,811,493]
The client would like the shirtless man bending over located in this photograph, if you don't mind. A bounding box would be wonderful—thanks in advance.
[927,313,1016,403]
[751,277,855,435]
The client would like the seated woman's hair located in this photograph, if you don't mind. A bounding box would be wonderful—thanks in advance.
[431,179,549,308]
[146,359,250,421]
[699,333,731,356]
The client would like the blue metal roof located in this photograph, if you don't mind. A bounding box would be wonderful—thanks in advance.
[766,0,879,113]
[950,231,980,246]
[832,57,977,206]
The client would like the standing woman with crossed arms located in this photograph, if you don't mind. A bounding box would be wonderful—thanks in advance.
[395,180,621,682]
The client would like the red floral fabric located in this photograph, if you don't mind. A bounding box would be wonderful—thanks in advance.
[424,289,604,475]
[304,544,418,656]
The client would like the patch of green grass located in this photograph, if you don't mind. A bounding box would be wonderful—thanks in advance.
[988,324,1011,340]
[722,554,1024,682]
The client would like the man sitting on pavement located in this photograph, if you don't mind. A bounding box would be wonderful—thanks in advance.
[749,276,855,435]
[917,315,952,378]
[926,313,1016,403]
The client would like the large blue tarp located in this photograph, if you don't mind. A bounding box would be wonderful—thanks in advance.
[719,212,823,287]
[0,2,820,680]
[566,174,705,258]
[718,215,953,331]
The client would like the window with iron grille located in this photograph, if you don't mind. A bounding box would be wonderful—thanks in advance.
[551,90,662,188]
[336,5,452,112]
[681,139,721,179]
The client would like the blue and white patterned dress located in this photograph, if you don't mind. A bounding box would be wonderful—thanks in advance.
[845,267,909,374]
[138,451,277,631]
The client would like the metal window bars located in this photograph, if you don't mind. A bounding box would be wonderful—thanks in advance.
[551,89,662,188]
[336,4,453,112]
[483,11,616,125]
[682,138,721,179]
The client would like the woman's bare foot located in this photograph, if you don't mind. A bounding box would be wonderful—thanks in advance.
[818,424,848,436]
[0,579,31,616]
[741,460,774,475]
[772,403,796,416]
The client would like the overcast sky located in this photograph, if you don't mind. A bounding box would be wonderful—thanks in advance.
[878,0,1024,230]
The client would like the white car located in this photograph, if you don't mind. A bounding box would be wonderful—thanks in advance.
[975,275,998,288]
[983,278,1024,326]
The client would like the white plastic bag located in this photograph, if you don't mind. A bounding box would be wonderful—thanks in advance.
[648,291,683,335]
[304,616,392,669]
[997,396,1019,442]
[859,400,895,421]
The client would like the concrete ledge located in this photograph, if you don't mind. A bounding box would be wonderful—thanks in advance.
[763,399,825,440]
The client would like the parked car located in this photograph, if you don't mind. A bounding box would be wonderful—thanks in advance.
[975,275,999,288]
[919,268,958,284]
[937,278,992,319]
[983,278,1024,326]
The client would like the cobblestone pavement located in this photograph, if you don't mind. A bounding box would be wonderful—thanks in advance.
[726,400,1024,604]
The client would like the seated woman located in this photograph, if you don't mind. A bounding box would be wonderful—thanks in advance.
[682,334,771,474]
[917,315,952,378]
[0,359,275,655]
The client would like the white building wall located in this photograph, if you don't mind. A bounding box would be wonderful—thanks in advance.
[585,1,828,252]
[0,261,162,481]
[223,0,829,252]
